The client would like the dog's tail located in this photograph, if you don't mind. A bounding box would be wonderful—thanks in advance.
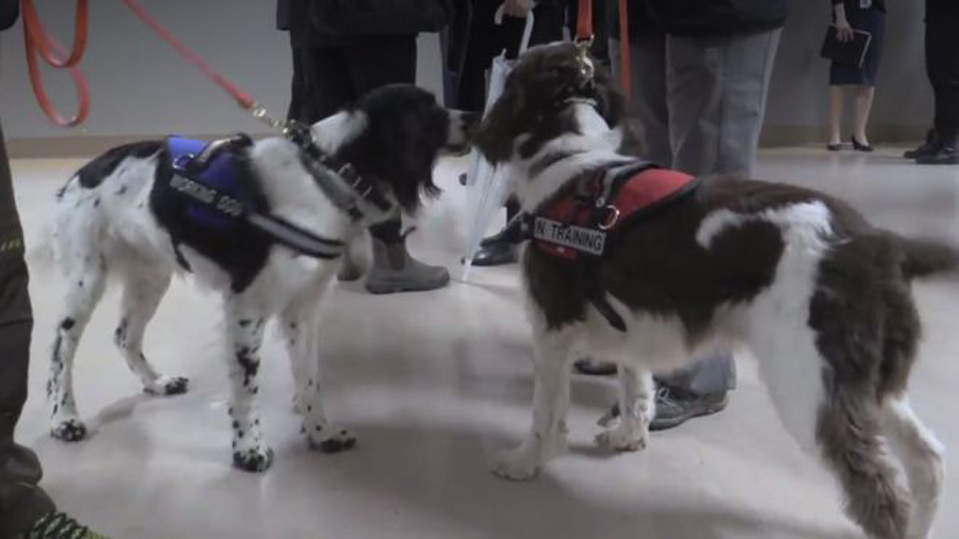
[898,236,959,280]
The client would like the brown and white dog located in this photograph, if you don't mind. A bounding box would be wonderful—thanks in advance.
[473,43,950,539]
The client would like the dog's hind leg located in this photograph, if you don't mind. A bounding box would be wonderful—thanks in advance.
[225,303,273,472]
[114,264,187,396]
[491,326,573,481]
[280,294,356,453]
[754,318,910,539]
[596,365,653,452]
[816,387,911,539]
[48,256,107,442]
[882,397,944,539]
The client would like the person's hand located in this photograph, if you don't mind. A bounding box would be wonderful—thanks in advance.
[503,0,534,18]
[836,18,855,43]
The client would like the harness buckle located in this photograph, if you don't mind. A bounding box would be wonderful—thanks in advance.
[173,153,195,171]
[597,205,620,231]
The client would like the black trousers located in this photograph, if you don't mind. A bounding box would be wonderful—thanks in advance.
[0,122,56,536]
[927,19,959,144]
[456,0,566,113]
[288,36,418,242]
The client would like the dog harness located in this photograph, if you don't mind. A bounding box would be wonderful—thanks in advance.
[526,160,702,330]
[165,135,347,261]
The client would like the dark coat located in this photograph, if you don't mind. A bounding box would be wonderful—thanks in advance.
[609,0,787,39]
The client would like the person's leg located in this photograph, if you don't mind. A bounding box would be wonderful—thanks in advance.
[286,46,305,122]
[611,29,672,166]
[853,85,876,148]
[918,19,959,164]
[0,124,105,538]
[647,29,781,423]
[326,37,449,292]
[0,118,54,537]
[828,85,845,148]
[299,47,356,124]
[667,28,782,177]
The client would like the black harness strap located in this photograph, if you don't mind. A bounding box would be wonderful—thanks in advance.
[246,213,344,260]
[284,121,394,222]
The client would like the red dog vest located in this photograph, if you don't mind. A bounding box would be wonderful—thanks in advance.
[532,162,701,260]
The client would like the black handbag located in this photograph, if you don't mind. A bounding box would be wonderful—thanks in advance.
[309,0,455,36]
[1,0,19,32]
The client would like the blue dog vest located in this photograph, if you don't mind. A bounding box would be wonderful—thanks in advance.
[160,135,346,273]
[167,136,248,232]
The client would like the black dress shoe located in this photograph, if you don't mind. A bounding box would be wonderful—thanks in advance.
[827,143,842,152]
[904,129,938,159]
[851,137,874,152]
[471,239,518,266]
[916,143,959,165]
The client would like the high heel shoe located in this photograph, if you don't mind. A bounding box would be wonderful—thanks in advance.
[851,137,874,152]
[827,143,842,152]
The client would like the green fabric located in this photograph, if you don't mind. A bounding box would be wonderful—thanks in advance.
[24,512,110,539]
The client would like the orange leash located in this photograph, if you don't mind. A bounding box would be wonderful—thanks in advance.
[617,0,631,100]
[576,0,632,101]
[22,0,281,130]
[21,0,90,127]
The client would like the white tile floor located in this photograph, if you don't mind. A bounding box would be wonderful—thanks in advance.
[10,147,959,539]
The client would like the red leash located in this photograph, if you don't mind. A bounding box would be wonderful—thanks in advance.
[575,0,631,101]
[22,0,278,129]
[119,0,256,112]
[22,0,90,127]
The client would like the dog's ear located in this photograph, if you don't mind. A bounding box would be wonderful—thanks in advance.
[473,75,530,165]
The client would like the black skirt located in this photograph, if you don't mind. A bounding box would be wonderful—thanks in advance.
[829,7,885,86]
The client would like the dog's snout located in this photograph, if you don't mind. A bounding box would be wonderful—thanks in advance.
[445,109,480,154]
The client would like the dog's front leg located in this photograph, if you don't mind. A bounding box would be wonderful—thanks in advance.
[226,305,273,472]
[596,365,653,452]
[492,330,572,481]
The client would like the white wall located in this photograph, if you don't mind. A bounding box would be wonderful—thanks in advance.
[0,0,443,140]
[764,0,931,141]
[0,0,932,145]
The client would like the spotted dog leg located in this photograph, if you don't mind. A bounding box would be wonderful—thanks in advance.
[114,267,187,396]
[226,308,273,472]
[49,258,107,442]
[280,306,356,453]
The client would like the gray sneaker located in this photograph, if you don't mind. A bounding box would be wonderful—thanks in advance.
[650,384,728,431]
[365,235,450,294]
[600,383,728,431]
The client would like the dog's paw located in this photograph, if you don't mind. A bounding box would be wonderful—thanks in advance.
[308,427,357,453]
[490,448,540,482]
[145,375,189,396]
[51,419,88,442]
[595,425,647,453]
[232,445,275,472]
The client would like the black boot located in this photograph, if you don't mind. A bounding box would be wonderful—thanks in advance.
[904,129,938,159]
[915,140,959,165]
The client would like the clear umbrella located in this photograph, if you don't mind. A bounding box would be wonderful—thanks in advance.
[459,5,534,281]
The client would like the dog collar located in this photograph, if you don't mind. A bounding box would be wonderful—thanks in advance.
[284,121,396,224]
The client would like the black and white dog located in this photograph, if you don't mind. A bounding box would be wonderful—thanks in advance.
[47,84,475,472]
[473,43,949,539]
